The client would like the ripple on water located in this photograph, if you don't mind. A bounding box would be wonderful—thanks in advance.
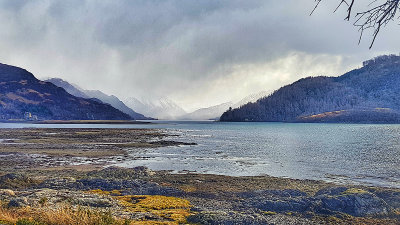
[116,123,400,188]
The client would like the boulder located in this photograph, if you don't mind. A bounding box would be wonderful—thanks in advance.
[73,197,113,207]
[240,187,391,217]
[7,197,28,207]
[315,188,390,217]
[187,211,315,225]
[39,178,182,196]
[241,189,311,213]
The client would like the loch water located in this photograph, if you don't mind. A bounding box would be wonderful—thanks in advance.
[2,121,400,188]
[118,121,400,188]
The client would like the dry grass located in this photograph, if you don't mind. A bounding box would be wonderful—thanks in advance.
[0,204,22,224]
[179,185,197,193]
[1,192,193,225]
[88,189,122,196]
[0,203,126,225]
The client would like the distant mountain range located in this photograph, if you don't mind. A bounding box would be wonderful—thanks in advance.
[123,97,186,120]
[45,78,89,99]
[0,63,131,120]
[6,54,400,123]
[221,55,400,123]
[45,77,269,121]
[46,78,150,120]
[179,91,270,120]
[180,102,232,120]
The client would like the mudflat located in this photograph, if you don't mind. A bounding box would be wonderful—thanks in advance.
[0,128,194,171]
[36,120,152,124]
[0,128,399,224]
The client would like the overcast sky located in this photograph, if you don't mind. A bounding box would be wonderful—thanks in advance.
[0,0,399,111]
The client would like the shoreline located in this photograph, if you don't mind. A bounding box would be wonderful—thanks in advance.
[0,128,399,224]
[0,127,397,190]
[1,166,400,224]
[0,120,154,124]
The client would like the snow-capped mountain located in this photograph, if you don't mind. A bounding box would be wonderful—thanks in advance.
[179,102,233,120]
[46,78,149,120]
[178,91,271,120]
[123,97,186,120]
[82,90,150,120]
[231,90,271,109]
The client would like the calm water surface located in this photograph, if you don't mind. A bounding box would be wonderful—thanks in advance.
[1,121,400,188]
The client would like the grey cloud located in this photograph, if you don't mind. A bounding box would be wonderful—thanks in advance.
[0,0,29,11]
[0,0,398,110]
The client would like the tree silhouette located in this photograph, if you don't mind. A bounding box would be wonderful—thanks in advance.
[312,0,400,48]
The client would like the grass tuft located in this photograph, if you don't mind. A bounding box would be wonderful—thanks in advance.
[342,188,369,195]
[0,204,125,225]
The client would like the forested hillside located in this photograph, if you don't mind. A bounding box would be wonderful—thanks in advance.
[220,55,400,123]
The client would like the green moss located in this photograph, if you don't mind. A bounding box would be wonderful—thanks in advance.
[341,188,368,195]
[264,211,277,216]
[88,189,122,196]
[116,195,192,224]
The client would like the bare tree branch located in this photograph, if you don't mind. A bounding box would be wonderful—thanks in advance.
[312,0,400,48]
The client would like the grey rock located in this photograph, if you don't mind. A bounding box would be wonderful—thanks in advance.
[315,187,348,196]
[187,211,316,225]
[315,191,389,217]
[87,167,155,180]
[38,178,182,196]
[73,197,113,207]
[240,189,307,199]
[37,177,77,190]
[241,190,311,213]
[8,197,28,207]
[245,198,311,213]
[372,189,400,209]
[240,187,391,217]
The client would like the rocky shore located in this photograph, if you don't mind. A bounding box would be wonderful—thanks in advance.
[0,128,194,172]
[0,128,399,224]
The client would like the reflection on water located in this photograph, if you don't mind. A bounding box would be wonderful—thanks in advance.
[1,121,400,188]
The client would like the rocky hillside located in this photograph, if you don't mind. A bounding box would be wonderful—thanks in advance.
[46,78,150,120]
[83,90,150,120]
[45,78,89,99]
[0,63,131,120]
[221,55,400,123]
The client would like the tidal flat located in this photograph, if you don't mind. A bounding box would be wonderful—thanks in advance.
[0,128,399,224]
